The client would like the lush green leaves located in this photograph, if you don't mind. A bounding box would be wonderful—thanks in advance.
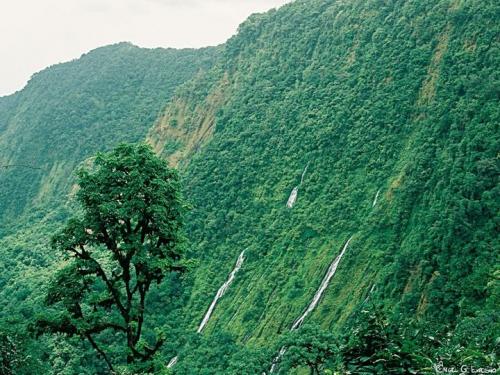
[0,0,498,373]
[37,143,186,372]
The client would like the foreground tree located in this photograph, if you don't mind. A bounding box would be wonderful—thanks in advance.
[340,307,421,374]
[277,324,338,375]
[36,143,187,373]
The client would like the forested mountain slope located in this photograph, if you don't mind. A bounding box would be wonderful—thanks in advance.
[0,0,498,373]
[0,42,218,233]
[148,0,499,372]
[0,43,219,373]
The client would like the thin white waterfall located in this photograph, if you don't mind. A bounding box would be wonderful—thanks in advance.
[268,347,287,374]
[286,187,299,208]
[291,236,353,329]
[269,237,353,373]
[197,250,246,333]
[167,356,178,368]
[372,189,381,207]
[363,283,376,304]
[300,162,310,185]
[286,163,310,209]
[167,251,246,369]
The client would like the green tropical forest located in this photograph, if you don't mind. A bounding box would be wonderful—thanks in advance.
[0,0,498,374]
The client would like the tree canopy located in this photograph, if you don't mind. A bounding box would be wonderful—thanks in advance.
[36,143,187,372]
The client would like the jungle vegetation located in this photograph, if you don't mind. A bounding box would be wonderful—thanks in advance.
[0,0,498,373]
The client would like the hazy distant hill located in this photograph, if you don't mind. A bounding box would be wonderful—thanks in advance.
[0,42,218,231]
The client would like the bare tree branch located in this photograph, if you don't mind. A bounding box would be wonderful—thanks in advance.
[0,164,45,171]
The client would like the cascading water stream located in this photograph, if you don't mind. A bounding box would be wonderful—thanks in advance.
[197,250,245,333]
[286,187,298,208]
[363,283,376,304]
[291,236,352,329]
[286,163,310,208]
[269,236,353,373]
[167,250,246,368]
[372,189,381,207]
[167,356,178,368]
[300,162,310,185]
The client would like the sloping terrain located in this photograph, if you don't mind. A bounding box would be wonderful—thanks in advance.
[148,0,498,371]
[0,42,218,233]
[0,0,498,373]
[0,43,219,373]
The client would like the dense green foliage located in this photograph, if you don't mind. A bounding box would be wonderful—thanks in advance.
[0,42,217,230]
[0,43,217,373]
[155,0,499,372]
[36,144,186,372]
[276,324,338,374]
[0,0,498,373]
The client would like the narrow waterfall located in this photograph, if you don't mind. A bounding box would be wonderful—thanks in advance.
[167,356,178,368]
[286,187,298,208]
[300,162,310,185]
[167,250,246,368]
[197,250,245,333]
[268,347,287,374]
[372,189,381,207]
[363,283,376,304]
[291,236,353,329]
[286,163,310,209]
[269,237,353,373]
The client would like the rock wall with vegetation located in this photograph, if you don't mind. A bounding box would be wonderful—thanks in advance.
[153,0,498,371]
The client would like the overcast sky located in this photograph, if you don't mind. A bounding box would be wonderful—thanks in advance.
[0,0,291,97]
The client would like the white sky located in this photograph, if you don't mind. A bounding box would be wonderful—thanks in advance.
[0,0,291,97]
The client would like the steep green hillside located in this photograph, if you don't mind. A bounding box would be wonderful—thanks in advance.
[0,0,498,373]
[0,42,218,234]
[0,43,219,373]
[148,0,498,371]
